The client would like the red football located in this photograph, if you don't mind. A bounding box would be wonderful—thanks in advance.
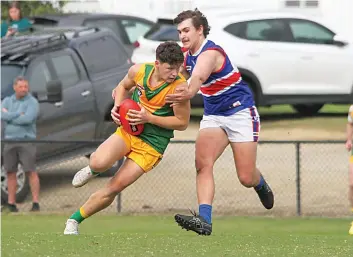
[119,99,144,136]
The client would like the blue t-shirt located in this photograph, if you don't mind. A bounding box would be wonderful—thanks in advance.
[1,18,32,38]
[1,93,39,139]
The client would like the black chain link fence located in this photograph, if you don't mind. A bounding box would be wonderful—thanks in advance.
[1,140,350,217]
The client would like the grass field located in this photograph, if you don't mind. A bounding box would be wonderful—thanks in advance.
[190,104,349,135]
[2,215,352,257]
[258,104,348,131]
[257,104,349,115]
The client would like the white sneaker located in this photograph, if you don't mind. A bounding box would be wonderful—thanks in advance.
[64,219,79,235]
[72,166,98,188]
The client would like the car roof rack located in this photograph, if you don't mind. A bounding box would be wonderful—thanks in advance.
[1,27,100,65]
[32,26,100,38]
[1,34,67,64]
[72,27,99,38]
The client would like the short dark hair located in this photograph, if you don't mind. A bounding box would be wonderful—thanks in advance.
[173,8,210,37]
[155,41,184,65]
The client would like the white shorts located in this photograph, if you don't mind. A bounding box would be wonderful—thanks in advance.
[200,106,260,143]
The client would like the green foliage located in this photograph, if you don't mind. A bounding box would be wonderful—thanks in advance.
[1,1,68,21]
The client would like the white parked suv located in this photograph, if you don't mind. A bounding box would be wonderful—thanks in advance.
[132,11,353,115]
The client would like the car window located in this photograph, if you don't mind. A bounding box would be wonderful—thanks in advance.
[78,35,128,75]
[120,19,153,43]
[1,65,23,97]
[288,19,335,44]
[224,22,246,38]
[144,24,179,41]
[28,61,51,92]
[245,20,290,42]
[51,55,80,88]
[224,20,290,42]
[83,19,121,38]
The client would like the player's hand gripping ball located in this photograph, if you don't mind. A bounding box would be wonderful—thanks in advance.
[119,99,144,136]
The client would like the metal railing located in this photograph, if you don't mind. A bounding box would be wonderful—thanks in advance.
[0,139,350,217]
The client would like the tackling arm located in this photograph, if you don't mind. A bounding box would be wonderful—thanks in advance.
[187,50,219,97]
[148,83,191,131]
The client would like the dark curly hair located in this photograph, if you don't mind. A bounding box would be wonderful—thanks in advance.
[155,41,184,65]
[173,8,211,37]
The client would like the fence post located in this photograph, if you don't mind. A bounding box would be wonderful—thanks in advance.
[295,142,301,216]
[116,193,121,213]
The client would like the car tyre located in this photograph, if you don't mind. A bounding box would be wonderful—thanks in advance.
[1,164,30,203]
[292,104,324,116]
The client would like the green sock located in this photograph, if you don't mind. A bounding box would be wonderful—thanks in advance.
[70,208,87,223]
[89,167,100,176]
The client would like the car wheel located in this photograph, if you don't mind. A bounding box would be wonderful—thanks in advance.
[242,77,258,106]
[1,164,30,203]
[292,104,324,116]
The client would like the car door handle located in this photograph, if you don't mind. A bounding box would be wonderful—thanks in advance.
[301,56,313,60]
[54,102,63,108]
[248,53,259,57]
[81,90,91,97]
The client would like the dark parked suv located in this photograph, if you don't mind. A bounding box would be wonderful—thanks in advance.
[1,27,131,203]
[30,13,155,56]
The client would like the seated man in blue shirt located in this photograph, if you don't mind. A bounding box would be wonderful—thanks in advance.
[1,76,40,212]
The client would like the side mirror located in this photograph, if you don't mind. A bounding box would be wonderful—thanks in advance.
[332,34,349,47]
[33,80,63,103]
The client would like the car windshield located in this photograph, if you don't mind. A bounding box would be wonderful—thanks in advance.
[1,65,24,98]
[144,24,179,41]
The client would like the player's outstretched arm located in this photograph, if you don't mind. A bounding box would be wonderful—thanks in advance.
[148,83,191,131]
[165,51,218,103]
[187,50,218,96]
[113,64,140,106]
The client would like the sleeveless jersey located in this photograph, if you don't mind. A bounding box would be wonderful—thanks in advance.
[184,40,254,116]
[131,63,186,154]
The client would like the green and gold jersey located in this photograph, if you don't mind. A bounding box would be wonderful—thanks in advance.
[131,63,186,154]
